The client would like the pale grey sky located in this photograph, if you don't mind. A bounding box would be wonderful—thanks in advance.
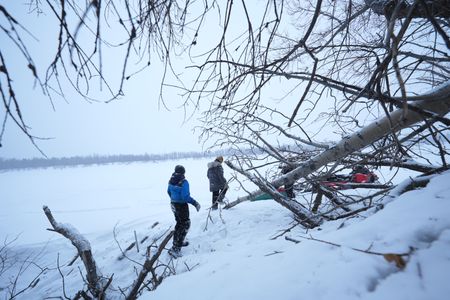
[0,1,207,159]
[1,1,328,160]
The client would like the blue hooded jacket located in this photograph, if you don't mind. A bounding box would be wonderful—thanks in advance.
[167,173,197,205]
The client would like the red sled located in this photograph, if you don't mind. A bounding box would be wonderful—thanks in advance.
[320,171,378,190]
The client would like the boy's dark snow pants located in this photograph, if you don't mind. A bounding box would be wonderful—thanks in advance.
[171,202,190,249]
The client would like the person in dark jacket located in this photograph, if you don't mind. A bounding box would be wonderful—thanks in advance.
[167,165,200,258]
[280,163,295,198]
[207,156,228,210]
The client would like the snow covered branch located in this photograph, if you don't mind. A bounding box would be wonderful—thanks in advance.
[226,81,450,210]
[225,160,320,228]
[343,159,440,173]
[43,205,106,298]
[366,0,450,19]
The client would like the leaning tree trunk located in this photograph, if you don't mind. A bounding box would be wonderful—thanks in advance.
[43,206,106,298]
[226,161,321,228]
[225,81,450,222]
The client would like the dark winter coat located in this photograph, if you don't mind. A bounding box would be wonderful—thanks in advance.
[281,164,294,175]
[167,173,197,205]
[207,161,227,192]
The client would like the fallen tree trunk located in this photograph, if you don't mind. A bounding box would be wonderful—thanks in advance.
[225,82,450,216]
[226,162,321,228]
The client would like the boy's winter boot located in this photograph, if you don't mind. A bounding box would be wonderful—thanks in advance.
[168,246,182,258]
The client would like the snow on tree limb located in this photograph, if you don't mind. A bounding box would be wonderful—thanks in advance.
[225,162,320,228]
[225,81,450,210]
[43,205,105,297]
[365,0,450,19]
[43,206,91,251]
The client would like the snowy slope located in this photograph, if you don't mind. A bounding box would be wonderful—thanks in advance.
[1,158,449,300]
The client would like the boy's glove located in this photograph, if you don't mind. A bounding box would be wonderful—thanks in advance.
[194,201,201,212]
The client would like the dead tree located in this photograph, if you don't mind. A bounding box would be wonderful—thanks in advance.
[225,83,450,216]
[43,205,107,298]
[192,0,450,223]
[226,160,321,228]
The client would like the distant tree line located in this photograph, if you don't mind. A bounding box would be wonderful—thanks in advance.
[0,150,231,171]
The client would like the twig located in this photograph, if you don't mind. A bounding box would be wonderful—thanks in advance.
[126,230,174,300]
[264,250,283,256]
[134,231,139,253]
[56,254,70,300]
[285,236,301,244]
[297,234,411,257]
[270,222,300,240]
[68,253,80,266]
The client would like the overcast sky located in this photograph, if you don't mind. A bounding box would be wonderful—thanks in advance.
[0,1,209,159]
[1,1,330,160]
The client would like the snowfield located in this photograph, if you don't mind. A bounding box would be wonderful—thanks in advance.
[1,157,449,299]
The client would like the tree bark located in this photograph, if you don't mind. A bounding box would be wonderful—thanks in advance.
[225,81,450,210]
[366,0,450,18]
[43,206,104,298]
[225,163,321,228]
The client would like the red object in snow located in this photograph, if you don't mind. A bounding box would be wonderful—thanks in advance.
[352,173,369,183]
[351,172,378,183]
[319,171,378,190]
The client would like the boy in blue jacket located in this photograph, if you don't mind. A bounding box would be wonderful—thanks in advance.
[167,165,201,258]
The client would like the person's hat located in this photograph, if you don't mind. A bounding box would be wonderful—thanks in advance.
[174,165,185,174]
[215,156,224,163]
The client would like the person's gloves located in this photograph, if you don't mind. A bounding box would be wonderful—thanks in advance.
[194,201,201,212]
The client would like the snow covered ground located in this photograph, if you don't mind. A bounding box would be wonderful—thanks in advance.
[1,157,450,299]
